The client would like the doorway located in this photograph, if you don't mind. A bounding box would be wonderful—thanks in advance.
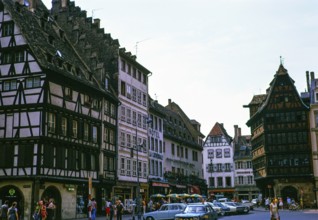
[41,186,62,219]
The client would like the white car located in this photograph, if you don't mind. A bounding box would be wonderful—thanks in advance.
[220,202,236,215]
[206,202,224,216]
[143,203,187,220]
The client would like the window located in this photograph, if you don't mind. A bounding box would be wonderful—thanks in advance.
[216,149,222,158]
[126,108,131,124]
[120,106,126,121]
[18,145,33,167]
[137,90,142,104]
[121,59,126,72]
[209,177,215,187]
[225,176,231,187]
[2,22,14,37]
[185,148,188,159]
[65,87,72,99]
[177,145,180,157]
[192,150,198,161]
[171,143,175,155]
[110,104,116,117]
[121,81,126,96]
[137,113,141,128]
[224,148,230,158]
[2,52,13,64]
[217,177,223,187]
[92,126,98,143]
[72,120,78,138]
[61,117,67,136]
[132,87,137,102]
[3,80,17,91]
[14,51,24,62]
[83,123,89,140]
[26,77,41,88]
[48,112,56,133]
[84,94,91,106]
[127,84,131,99]
[208,149,214,159]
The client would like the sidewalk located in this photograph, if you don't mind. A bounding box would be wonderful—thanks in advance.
[74,214,140,220]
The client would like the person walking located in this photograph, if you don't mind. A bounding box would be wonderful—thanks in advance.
[116,200,124,220]
[0,200,9,220]
[269,198,280,220]
[105,199,112,220]
[7,201,19,220]
[91,198,97,220]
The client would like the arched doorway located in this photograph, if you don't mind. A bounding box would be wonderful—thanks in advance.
[0,185,24,218]
[281,185,298,202]
[41,186,62,220]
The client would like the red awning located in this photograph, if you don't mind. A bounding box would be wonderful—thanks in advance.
[152,182,169,188]
[191,186,200,194]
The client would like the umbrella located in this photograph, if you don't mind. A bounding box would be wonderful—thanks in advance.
[178,193,190,198]
[166,193,179,198]
[190,194,202,198]
[150,194,165,198]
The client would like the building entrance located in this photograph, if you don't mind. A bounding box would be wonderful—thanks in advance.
[0,185,24,218]
[42,186,62,219]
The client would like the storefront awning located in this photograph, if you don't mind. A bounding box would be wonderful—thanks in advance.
[152,182,169,188]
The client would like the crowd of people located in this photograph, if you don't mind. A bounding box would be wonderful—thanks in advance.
[33,198,56,220]
[0,200,19,220]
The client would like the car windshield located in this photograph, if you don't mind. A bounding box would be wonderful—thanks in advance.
[185,206,206,213]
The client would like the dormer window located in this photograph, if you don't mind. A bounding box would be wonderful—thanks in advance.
[2,22,14,37]
[84,94,91,106]
[65,87,72,99]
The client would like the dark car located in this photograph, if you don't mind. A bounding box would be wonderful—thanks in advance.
[175,204,218,220]
[143,203,187,220]
[224,202,249,214]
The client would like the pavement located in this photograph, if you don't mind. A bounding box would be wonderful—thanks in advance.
[73,214,141,220]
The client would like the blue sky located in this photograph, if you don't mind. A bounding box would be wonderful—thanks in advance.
[42,0,318,137]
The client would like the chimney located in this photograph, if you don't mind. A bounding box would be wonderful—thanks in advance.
[238,127,241,137]
[306,71,310,92]
[168,99,171,105]
[61,0,68,8]
[93,19,100,28]
[234,125,238,142]
[28,0,37,12]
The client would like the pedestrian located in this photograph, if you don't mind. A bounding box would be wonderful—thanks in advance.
[46,198,56,220]
[147,199,153,212]
[110,201,114,220]
[91,198,97,220]
[286,196,291,208]
[7,201,19,220]
[142,198,146,214]
[116,200,124,220]
[39,200,47,220]
[265,197,270,210]
[87,196,92,220]
[278,198,283,210]
[105,199,111,220]
[0,200,9,220]
[269,198,280,220]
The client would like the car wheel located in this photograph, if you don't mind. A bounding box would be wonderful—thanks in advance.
[146,217,154,220]
[220,210,225,216]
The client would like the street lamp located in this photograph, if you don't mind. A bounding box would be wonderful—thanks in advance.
[131,118,152,220]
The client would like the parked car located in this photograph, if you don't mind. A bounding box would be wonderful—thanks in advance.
[220,202,237,215]
[224,202,249,214]
[143,203,187,220]
[175,204,218,220]
[213,202,230,216]
[206,202,224,216]
[241,200,255,210]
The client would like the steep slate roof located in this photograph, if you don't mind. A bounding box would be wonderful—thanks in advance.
[247,64,309,124]
[2,1,99,89]
[208,122,232,143]
[165,100,205,139]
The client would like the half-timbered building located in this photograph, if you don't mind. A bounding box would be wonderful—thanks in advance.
[244,64,314,207]
[203,122,235,199]
[0,1,118,219]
